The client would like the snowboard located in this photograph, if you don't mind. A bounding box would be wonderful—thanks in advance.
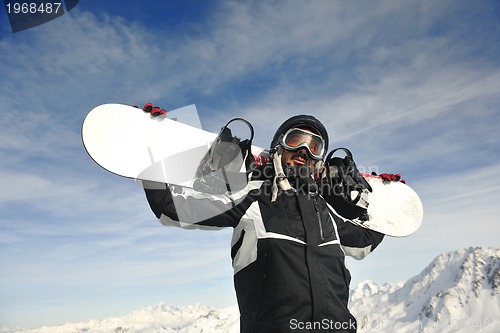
[82,103,268,187]
[82,103,423,237]
[350,174,423,237]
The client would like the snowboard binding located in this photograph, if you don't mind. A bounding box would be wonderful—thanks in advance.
[193,118,255,194]
[318,148,372,220]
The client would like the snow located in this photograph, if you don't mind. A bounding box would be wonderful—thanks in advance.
[2,247,498,333]
[350,247,500,333]
[0,304,240,333]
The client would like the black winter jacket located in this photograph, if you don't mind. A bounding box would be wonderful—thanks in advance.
[144,165,384,333]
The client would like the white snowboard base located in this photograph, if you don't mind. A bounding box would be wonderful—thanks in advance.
[352,174,423,237]
[82,104,423,237]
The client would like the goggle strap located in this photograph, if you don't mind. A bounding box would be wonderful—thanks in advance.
[271,147,293,202]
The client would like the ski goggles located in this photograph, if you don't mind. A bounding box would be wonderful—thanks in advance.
[280,128,326,160]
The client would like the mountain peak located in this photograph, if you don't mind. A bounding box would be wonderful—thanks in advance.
[350,246,500,332]
[405,246,499,297]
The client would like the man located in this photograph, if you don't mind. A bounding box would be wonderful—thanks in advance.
[143,114,384,332]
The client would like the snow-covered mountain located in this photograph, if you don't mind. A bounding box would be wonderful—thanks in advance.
[0,304,240,333]
[350,246,500,332]
[2,247,498,333]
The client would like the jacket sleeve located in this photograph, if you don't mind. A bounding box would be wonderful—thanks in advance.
[327,204,384,260]
[142,180,258,230]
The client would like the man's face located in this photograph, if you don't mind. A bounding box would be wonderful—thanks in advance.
[280,126,322,172]
[281,147,317,172]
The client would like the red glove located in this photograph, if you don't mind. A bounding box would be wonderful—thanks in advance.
[133,103,166,116]
[373,172,406,184]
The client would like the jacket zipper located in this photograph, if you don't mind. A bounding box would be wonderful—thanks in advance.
[312,197,324,240]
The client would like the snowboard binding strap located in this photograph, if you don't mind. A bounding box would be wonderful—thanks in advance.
[319,148,372,220]
[193,118,255,194]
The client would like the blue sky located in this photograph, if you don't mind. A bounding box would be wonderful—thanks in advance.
[1,0,500,329]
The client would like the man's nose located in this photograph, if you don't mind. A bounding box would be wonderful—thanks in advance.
[297,147,308,156]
